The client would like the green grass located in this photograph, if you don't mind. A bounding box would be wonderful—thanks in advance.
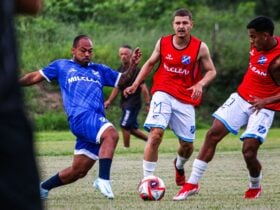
[35,129,280,209]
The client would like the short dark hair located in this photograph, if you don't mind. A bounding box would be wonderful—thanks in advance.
[246,16,274,36]
[73,35,91,48]
[120,44,132,50]
[173,8,192,20]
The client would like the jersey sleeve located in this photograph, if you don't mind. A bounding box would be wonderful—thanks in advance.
[99,64,121,87]
[40,60,60,82]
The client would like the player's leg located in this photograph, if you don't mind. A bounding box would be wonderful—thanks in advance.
[142,91,171,178]
[174,93,247,201]
[131,128,148,141]
[40,154,95,199]
[173,119,229,200]
[169,99,195,186]
[121,127,131,148]
[241,109,274,199]
[93,126,118,199]
[242,138,262,199]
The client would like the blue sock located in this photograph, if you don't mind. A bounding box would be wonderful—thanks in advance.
[41,173,63,190]
[99,158,112,180]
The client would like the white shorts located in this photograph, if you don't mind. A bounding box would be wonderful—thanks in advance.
[213,93,275,143]
[144,91,196,142]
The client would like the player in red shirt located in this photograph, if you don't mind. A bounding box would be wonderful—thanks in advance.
[174,16,280,201]
[124,8,216,188]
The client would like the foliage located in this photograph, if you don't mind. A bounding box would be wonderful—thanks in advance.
[17,1,280,130]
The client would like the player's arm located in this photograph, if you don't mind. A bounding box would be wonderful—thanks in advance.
[124,39,161,97]
[140,83,150,112]
[104,88,119,109]
[250,93,280,112]
[16,0,42,15]
[19,71,45,86]
[188,42,217,99]
[117,47,142,88]
[269,55,280,86]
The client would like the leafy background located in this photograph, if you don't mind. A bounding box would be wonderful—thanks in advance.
[17,0,280,130]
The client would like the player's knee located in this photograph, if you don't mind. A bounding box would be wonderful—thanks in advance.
[242,147,256,161]
[73,168,89,179]
[206,128,222,143]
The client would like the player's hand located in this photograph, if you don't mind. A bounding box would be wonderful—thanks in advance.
[104,100,110,109]
[131,47,142,66]
[123,85,137,97]
[248,95,267,114]
[187,82,203,100]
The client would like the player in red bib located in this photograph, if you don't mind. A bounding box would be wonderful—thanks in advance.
[124,8,216,189]
[174,16,280,201]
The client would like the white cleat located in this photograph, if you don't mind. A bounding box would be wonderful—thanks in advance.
[93,178,114,199]
[40,184,49,200]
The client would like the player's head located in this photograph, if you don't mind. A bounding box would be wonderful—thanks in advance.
[173,8,193,38]
[72,35,93,66]
[119,44,133,66]
[247,16,275,51]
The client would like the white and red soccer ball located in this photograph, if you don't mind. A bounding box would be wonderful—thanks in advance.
[137,175,166,201]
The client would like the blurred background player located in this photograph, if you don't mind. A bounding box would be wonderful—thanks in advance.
[0,0,43,209]
[104,44,150,148]
[174,16,280,201]
[124,8,216,187]
[19,35,142,199]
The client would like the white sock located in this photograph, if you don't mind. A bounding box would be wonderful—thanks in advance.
[175,155,188,170]
[187,159,208,184]
[249,172,262,189]
[143,160,157,177]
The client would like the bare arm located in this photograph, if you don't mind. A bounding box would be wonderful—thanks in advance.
[188,42,217,99]
[16,0,42,15]
[249,93,280,113]
[19,71,45,86]
[124,39,161,97]
[117,47,142,88]
[269,56,280,86]
[104,88,119,109]
[140,83,150,112]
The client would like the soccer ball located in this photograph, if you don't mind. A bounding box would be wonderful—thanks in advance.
[137,175,166,201]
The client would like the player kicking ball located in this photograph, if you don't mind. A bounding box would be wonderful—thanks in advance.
[19,35,142,200]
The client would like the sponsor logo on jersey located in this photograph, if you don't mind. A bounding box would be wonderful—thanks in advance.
[182,55,191,65]
[69,68,77,73]
[92,70,100,78]
[257,55,267,65]
[163,63,190,75]
[165,54,173,60]
[68,76,101,86]
[249,63,267,77]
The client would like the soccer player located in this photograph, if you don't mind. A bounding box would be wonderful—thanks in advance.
[104,44,150,148]
[19,35,142,199]
[124,8,216,186]
[173,16,280,201]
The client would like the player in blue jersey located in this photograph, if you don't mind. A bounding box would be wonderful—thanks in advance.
[19,35,142,200]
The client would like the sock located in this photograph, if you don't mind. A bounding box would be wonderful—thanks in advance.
[99,158,112,180]
[187,159,208,184]
[41,173,63,191]
[249,172,262,188]
[143,160,157,177]
[176,155,188,170]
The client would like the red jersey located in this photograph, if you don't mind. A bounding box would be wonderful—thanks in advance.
[238,36,280,111]
[150,34,203,106]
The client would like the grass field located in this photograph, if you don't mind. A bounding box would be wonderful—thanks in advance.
[35,129,280,210]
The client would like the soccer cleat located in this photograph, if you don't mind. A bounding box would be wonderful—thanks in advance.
[93,178,114,199]
[174,158,186,186]
[40,184,49,200]
[244,187,262,199]
[173,182,200,201]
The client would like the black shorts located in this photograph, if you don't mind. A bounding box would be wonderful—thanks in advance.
[120,107,140,130]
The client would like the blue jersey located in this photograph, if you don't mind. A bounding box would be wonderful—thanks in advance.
[40,59,120,118]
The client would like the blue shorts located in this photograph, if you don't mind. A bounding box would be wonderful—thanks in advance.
[120,107,140,130]
[69,111,113,160]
